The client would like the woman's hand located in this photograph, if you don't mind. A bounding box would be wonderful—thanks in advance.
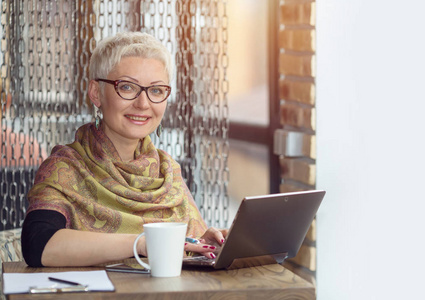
[200,227,228,246]
[184,227,228,259]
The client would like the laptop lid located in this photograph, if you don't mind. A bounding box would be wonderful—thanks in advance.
[212,190,325,269]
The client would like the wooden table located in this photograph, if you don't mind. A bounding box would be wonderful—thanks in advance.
[2,259,315,299]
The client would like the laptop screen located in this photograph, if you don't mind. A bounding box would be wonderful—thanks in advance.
[213,190,325,269]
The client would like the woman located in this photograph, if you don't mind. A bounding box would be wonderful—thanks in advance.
[21,32,226,267]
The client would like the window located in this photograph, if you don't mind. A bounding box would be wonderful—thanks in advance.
[226,0,279,220]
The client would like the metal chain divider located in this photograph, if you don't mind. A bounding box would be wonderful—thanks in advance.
[174,0,190,190]
[187,0,199,215]
[196,0,229,227]
[11,0,25,229]
[0,0,81,230]
[0,0,12,229]
[26,1,39,230]
[0,0,11,229]
[0,0,6,228]
[203,0,215,226]
[220,0,229,227]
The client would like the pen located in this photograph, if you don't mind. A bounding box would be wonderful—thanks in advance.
[48,277,82,286]
[185,237,200,244]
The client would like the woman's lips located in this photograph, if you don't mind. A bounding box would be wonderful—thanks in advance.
[125,115,149,122]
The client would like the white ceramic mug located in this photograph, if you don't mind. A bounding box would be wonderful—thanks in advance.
[133,222,188,277]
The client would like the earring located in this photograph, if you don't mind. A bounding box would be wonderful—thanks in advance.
[94,105,101,130]
[156,123,163,137]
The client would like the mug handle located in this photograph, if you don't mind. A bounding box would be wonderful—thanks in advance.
[133,233,151,270]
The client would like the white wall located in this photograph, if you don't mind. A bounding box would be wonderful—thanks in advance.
[316,1,425,299]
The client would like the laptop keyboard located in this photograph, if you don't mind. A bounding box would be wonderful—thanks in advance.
[183,255,216,266]
[189,256,215,262]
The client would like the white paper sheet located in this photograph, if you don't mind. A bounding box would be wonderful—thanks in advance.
[2,270,115,294]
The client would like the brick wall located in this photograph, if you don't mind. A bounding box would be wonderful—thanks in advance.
[273,0,317,284]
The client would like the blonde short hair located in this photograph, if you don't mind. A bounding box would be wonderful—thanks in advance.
[89,32,173,82]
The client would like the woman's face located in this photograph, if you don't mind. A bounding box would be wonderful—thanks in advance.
[90,56,168,148]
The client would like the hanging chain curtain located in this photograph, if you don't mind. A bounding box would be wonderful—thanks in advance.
[0,0,229,230]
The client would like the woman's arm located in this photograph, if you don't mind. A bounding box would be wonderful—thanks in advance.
[41,229,146,267]
[45,227,228,265]
[22,210,225,266]
[22,209,147,267]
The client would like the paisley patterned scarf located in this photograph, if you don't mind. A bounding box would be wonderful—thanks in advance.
[27,123,207,238]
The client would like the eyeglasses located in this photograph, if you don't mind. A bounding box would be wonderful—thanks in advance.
[95,78,171,103]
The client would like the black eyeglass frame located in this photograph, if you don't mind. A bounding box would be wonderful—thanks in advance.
[95,78,171,103]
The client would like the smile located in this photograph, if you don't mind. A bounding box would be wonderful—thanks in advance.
[126,115,149,121]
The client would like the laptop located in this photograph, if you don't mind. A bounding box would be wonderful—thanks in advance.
[183,190,325,269]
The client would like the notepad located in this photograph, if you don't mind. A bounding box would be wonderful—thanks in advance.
[2,270,115,294]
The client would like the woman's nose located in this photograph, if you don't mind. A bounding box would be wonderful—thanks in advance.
[133,90,151,109]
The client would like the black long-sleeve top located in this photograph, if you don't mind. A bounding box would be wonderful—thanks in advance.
[21,209,66,267]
